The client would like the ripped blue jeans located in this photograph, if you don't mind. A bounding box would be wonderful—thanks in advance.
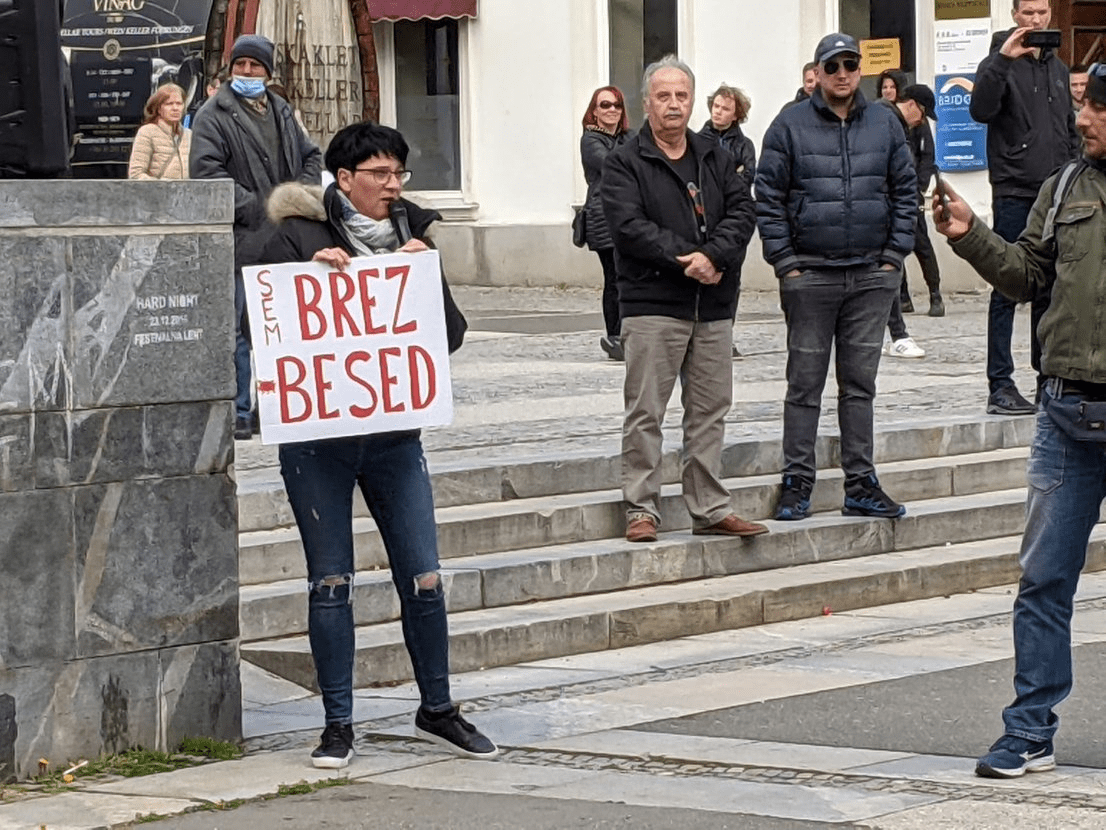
[279,429,452,724]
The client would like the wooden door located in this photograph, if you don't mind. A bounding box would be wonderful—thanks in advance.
[1053,0,1106,67]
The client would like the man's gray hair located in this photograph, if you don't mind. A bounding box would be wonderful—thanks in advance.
[642,54,695,99]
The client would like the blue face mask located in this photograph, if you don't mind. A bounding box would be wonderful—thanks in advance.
[230,76,267,99]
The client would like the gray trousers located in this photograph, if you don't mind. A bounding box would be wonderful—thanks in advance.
[779,266,899,489]
[621,315,734,527]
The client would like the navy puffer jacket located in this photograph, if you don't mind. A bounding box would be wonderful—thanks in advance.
[755,88,916,277]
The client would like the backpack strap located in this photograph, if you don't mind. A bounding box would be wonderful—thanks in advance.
[1042,159,1086,245]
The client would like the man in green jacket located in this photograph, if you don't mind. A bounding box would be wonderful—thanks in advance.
[933,63,1106,780]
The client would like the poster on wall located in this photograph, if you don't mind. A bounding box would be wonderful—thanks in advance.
[60,0,214,176]
[933,18,991,171]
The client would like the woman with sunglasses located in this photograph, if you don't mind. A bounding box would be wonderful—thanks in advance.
[580,86,629,360]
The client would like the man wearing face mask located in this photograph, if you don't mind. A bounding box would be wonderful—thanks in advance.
[190,34,322,441]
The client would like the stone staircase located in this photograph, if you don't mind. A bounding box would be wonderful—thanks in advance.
[237,414,1106,691]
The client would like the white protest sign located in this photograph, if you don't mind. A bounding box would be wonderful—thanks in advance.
[241,250,453,444]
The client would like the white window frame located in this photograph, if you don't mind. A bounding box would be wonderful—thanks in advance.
[373,19,477,221]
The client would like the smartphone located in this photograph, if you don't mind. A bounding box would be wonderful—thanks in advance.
[1023,29,1062,49]
[934,170,950,213]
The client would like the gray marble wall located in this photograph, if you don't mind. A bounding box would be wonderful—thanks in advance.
[0,181,240,781]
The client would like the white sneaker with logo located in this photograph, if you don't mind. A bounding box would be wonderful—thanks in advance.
[884,336,925,359]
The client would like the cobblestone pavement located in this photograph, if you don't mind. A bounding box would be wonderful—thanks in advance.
[235,286,1036,473]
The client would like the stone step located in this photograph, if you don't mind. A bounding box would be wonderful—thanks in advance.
[239,485,1030,643]
[240,527,1106,690]
[232,416,1033,533]
[237,446,1030,586]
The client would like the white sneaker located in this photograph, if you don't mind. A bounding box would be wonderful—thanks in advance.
[886,336,925,359]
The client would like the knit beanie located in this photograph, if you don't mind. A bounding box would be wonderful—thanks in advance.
[230,34,274,77]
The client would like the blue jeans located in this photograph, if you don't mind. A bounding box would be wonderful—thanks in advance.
[1003,384,1106,742]
[987,197,1047,395]
[279,430,452,724]
[234,270,252,419]
[779,265,899,488]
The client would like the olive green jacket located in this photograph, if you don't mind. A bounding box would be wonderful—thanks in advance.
[950,160,1106,383]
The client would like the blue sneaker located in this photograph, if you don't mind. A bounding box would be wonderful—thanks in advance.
[842,475,905,518]
[775,474,811,520]
[975,735,1055,778]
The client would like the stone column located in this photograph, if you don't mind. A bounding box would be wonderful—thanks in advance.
[0,180,240,781]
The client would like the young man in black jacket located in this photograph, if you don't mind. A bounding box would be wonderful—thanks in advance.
[756,33,916,522]
[969,0,1081,415]
[602,55,766,544]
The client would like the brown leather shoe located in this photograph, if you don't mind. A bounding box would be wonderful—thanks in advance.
[626,516,658,543]
[693,514,769,537]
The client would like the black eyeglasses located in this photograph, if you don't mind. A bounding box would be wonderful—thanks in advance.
[598,100,623,110]
[823,58,860,75]
[352,167,412,185]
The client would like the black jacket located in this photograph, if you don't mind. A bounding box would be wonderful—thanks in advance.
[698,120,756,193]
[189,84,322,269]
[600,122,756,322]
[258,183,467,353]
[910,120,936,204]
[580,127,627,251]
[970,29,1081,198]
[755,88,917,276]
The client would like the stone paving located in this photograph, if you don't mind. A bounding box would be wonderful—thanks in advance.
[5,286,1093,829]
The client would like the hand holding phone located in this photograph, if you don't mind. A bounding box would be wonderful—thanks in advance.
[934,171,950,213]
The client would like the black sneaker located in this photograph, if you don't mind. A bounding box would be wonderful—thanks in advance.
[900,293,914,313]
[415,705,499,759]
[987,386,1035,416]
[311,722,354,769]
[775,474,812,520]
[234,415,253,441]
[843,475,905,518]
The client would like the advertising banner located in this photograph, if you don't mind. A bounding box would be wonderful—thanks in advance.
[60,0,214,174]
[934,18,992,171]
[241,251,454,445]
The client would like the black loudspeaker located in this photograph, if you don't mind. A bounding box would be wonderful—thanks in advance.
[0,0,72,177]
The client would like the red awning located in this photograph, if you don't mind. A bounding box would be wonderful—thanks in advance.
[369,0,476,21]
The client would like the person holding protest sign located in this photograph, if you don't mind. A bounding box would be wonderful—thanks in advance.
[256,121,492,770]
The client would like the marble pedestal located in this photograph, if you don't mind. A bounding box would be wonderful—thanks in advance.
[0,180,240,781]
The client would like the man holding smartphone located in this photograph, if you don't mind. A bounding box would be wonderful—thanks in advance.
[969,0,1081,416]
[934,61,1106,780]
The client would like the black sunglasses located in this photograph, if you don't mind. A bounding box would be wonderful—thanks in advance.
[823,58,860,75]
[597,100,623,110]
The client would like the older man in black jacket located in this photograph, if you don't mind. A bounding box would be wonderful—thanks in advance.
[602,55,766,544]
[190,34,322,440]
[756,33,916,522]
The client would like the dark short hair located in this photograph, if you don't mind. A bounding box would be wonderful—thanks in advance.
[802,62,817,75]
[1013,0,1049,9]
[1071,63,1088,74]
[325,121,409,175]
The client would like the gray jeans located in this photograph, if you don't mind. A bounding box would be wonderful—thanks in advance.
[779,265,899,489]
[621,315,733,527]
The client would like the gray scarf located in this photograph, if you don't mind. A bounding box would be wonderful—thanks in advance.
[336,191,398,255]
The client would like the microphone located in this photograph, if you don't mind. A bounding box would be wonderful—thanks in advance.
[389,200,413,245]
